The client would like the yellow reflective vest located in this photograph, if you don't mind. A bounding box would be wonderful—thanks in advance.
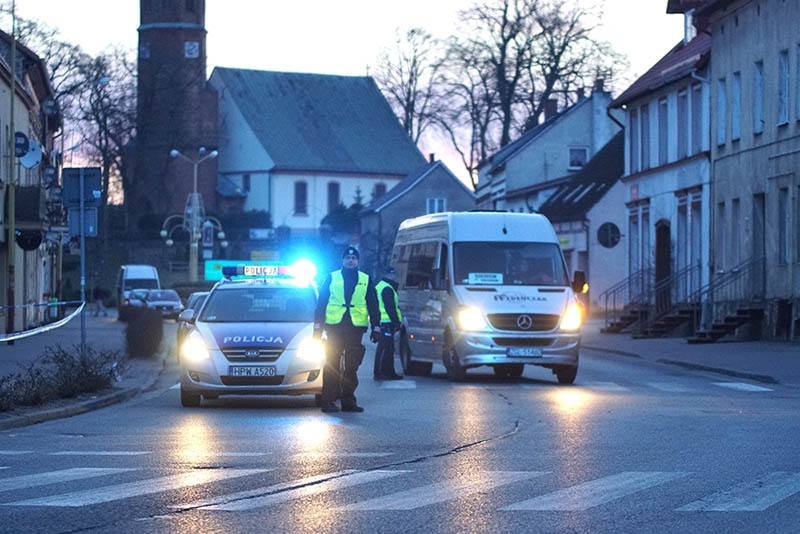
[325,270,369,326]
[375,280,402,324]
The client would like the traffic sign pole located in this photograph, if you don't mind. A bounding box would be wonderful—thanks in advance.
[79,168,86,355]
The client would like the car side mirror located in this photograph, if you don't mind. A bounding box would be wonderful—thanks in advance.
[178,309,196,323]
[572,271,587,293]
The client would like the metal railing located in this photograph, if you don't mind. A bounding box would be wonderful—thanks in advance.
[600,267,654,329]
[633,261,702,336]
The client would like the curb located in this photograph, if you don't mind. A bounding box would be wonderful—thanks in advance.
[582,345,642,359]
[0,353,169,432]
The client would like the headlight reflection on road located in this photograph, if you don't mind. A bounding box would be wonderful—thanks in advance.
[174,418,216,464]
[293,419,331,451]
[550,387,592,415]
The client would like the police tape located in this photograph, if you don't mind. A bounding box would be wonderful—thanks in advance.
[0,302,86,342]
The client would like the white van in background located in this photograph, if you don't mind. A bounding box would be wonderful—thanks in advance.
[391,211,586,384]
[116,264,161,306]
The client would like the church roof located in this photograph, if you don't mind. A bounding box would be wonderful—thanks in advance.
[212,68,426,175]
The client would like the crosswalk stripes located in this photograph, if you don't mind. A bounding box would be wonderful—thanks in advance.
[293,452,392,458]
[501,471,689,511]
[0,451,33,455]
[645,382,694,393]
[712,382,773,392]
[0,468,132,493]
[379,380,416,389]
[187,470,409,511]
[341,471,545,511]
[677,472,800,512]
[581,381,631,392]
[5,469,268,507]
[49,451,151,456]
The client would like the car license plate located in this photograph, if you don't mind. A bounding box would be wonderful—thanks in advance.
[229,366,277,377]
[506,347,543,357]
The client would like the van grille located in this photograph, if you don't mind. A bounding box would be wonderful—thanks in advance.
[223,349,282,362]
[487,313,559,331]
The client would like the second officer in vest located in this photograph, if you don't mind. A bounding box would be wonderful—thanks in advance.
[373,265,404,380]
[314,246,380,413]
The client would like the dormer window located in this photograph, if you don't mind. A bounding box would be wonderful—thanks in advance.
[568,147,588,170]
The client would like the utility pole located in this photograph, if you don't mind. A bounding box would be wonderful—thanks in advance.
[5,0,16,343]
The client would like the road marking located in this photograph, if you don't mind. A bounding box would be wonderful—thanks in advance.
[210,452,273,457]
[645,382,694,393]
[196,470,409,511]
[0,451,33,455]
[713,382,773,392]
[583,381,630,392]
[380,380,416,389]
[50,451,151,456]
[502,471,689,511]
[170,383,180,390]
[293,452,392,458]
[678,472,800,512]
[6,469,267,507]
[0,468,132,493]
[341,471,545,511]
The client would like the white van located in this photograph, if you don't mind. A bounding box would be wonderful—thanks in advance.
[116,264,161,305]
[391,212,586,384]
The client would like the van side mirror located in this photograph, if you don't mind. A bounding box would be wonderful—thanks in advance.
[572,271,587,293]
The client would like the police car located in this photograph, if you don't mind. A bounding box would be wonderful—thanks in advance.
[177,261,324,407]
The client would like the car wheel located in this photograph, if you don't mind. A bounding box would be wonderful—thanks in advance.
[493,364,524,379]
[554,365,578,385]
[443,335,467,382]
[314,394,323,407]
[180,387,201,407]
[400,332,432,377]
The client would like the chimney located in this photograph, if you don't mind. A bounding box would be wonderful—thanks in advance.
[429,153,435,163]
[577,87,585,100]
[593,78,605,93]
[544,98,558,121]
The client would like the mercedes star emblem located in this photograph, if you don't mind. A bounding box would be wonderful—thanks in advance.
[516,314,533,329]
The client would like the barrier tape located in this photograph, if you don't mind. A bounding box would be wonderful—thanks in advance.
[0,302,86,342]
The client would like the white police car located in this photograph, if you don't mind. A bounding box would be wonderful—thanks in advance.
[177,261,324,407]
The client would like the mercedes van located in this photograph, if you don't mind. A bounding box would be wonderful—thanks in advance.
[116,264,161,306]
[390,212,585,384]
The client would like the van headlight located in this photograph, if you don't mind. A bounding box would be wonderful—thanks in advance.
[559,302,583,331]
[297,337,325,365]
[181,332,210,363]
[457,306,488,331]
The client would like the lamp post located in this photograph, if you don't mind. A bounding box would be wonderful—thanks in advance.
[163,147,222,282]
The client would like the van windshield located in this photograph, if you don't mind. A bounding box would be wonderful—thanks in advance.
[124,278,159,290]
[453,242,569,286]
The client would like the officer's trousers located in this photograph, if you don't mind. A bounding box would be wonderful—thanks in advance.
[373,323,396,378]
[321,324,366,408]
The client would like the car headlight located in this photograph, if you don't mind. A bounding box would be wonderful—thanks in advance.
[457,306,488,331]
[181,332,210,363]
[559,302,583,331]
[297,337,325,365]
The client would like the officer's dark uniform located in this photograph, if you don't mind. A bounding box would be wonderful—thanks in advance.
[314,246,380,413]
[373,267,403,380]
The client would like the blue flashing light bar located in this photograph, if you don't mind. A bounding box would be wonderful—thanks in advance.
[221,259,317,283]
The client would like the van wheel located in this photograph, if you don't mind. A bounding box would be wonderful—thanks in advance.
[443,336,467,382]
[554,365,578,385]
[180,387,201,407]
[493,364,524,379]
[400,333,432,376]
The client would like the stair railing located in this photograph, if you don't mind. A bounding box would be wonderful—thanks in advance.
[689,255,766,333]
[632,261,702,336]
[600,267,654,329]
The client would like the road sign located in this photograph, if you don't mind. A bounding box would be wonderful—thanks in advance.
[63,167,102,208]
[68,208,98,237]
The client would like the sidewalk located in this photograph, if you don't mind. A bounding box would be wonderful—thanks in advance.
[582,318,800,386]
[0,309,166,430]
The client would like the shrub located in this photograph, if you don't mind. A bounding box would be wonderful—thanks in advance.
[125,308,164,358]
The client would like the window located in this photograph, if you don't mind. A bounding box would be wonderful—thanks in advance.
[717,202,726,269]
[678,90,688,158]
[426,197,446,214]
[629,108,640,173]
[658,98,668,166]
[691,84,703,154]
[731,72,741,140]
[327,181,340,214]
[754,60,764,134]
[373,182,387,200]
[568,147,588,170]
[629,210,640,275]
[717,78,727,145]
[185,0,196,11]
[778,50,789,124]
[404,242,438,289]
[731,198,740,265]
[640,104,650,169]
[294,181,307,215]
[797,45,800,120]
[779,188,789,264]
[242,174,250,193]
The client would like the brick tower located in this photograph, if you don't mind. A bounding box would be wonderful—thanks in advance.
[133,0,218,229]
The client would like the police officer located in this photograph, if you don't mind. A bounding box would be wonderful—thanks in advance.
[373,266,403,380]
[314,246,380,413]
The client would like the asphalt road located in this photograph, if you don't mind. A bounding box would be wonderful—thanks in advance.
[0,327,798,533]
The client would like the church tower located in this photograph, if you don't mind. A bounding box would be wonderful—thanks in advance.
[133,0,218,227]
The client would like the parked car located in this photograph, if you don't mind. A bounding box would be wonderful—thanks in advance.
[118,288,151,321]
[176,291,209,354]
[144,289,184,320]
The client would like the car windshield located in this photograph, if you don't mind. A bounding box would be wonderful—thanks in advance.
[199,286,316,323]
[452,242,569,286]
[146,290,180,301]
[124,278,159,290]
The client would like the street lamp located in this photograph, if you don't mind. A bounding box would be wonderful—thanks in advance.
[165,147,220,282]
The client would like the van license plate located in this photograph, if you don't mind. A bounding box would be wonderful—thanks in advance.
[229,366,277,377]
[506,347,542,357]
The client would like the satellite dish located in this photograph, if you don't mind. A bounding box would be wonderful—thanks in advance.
[20,139,43,169]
